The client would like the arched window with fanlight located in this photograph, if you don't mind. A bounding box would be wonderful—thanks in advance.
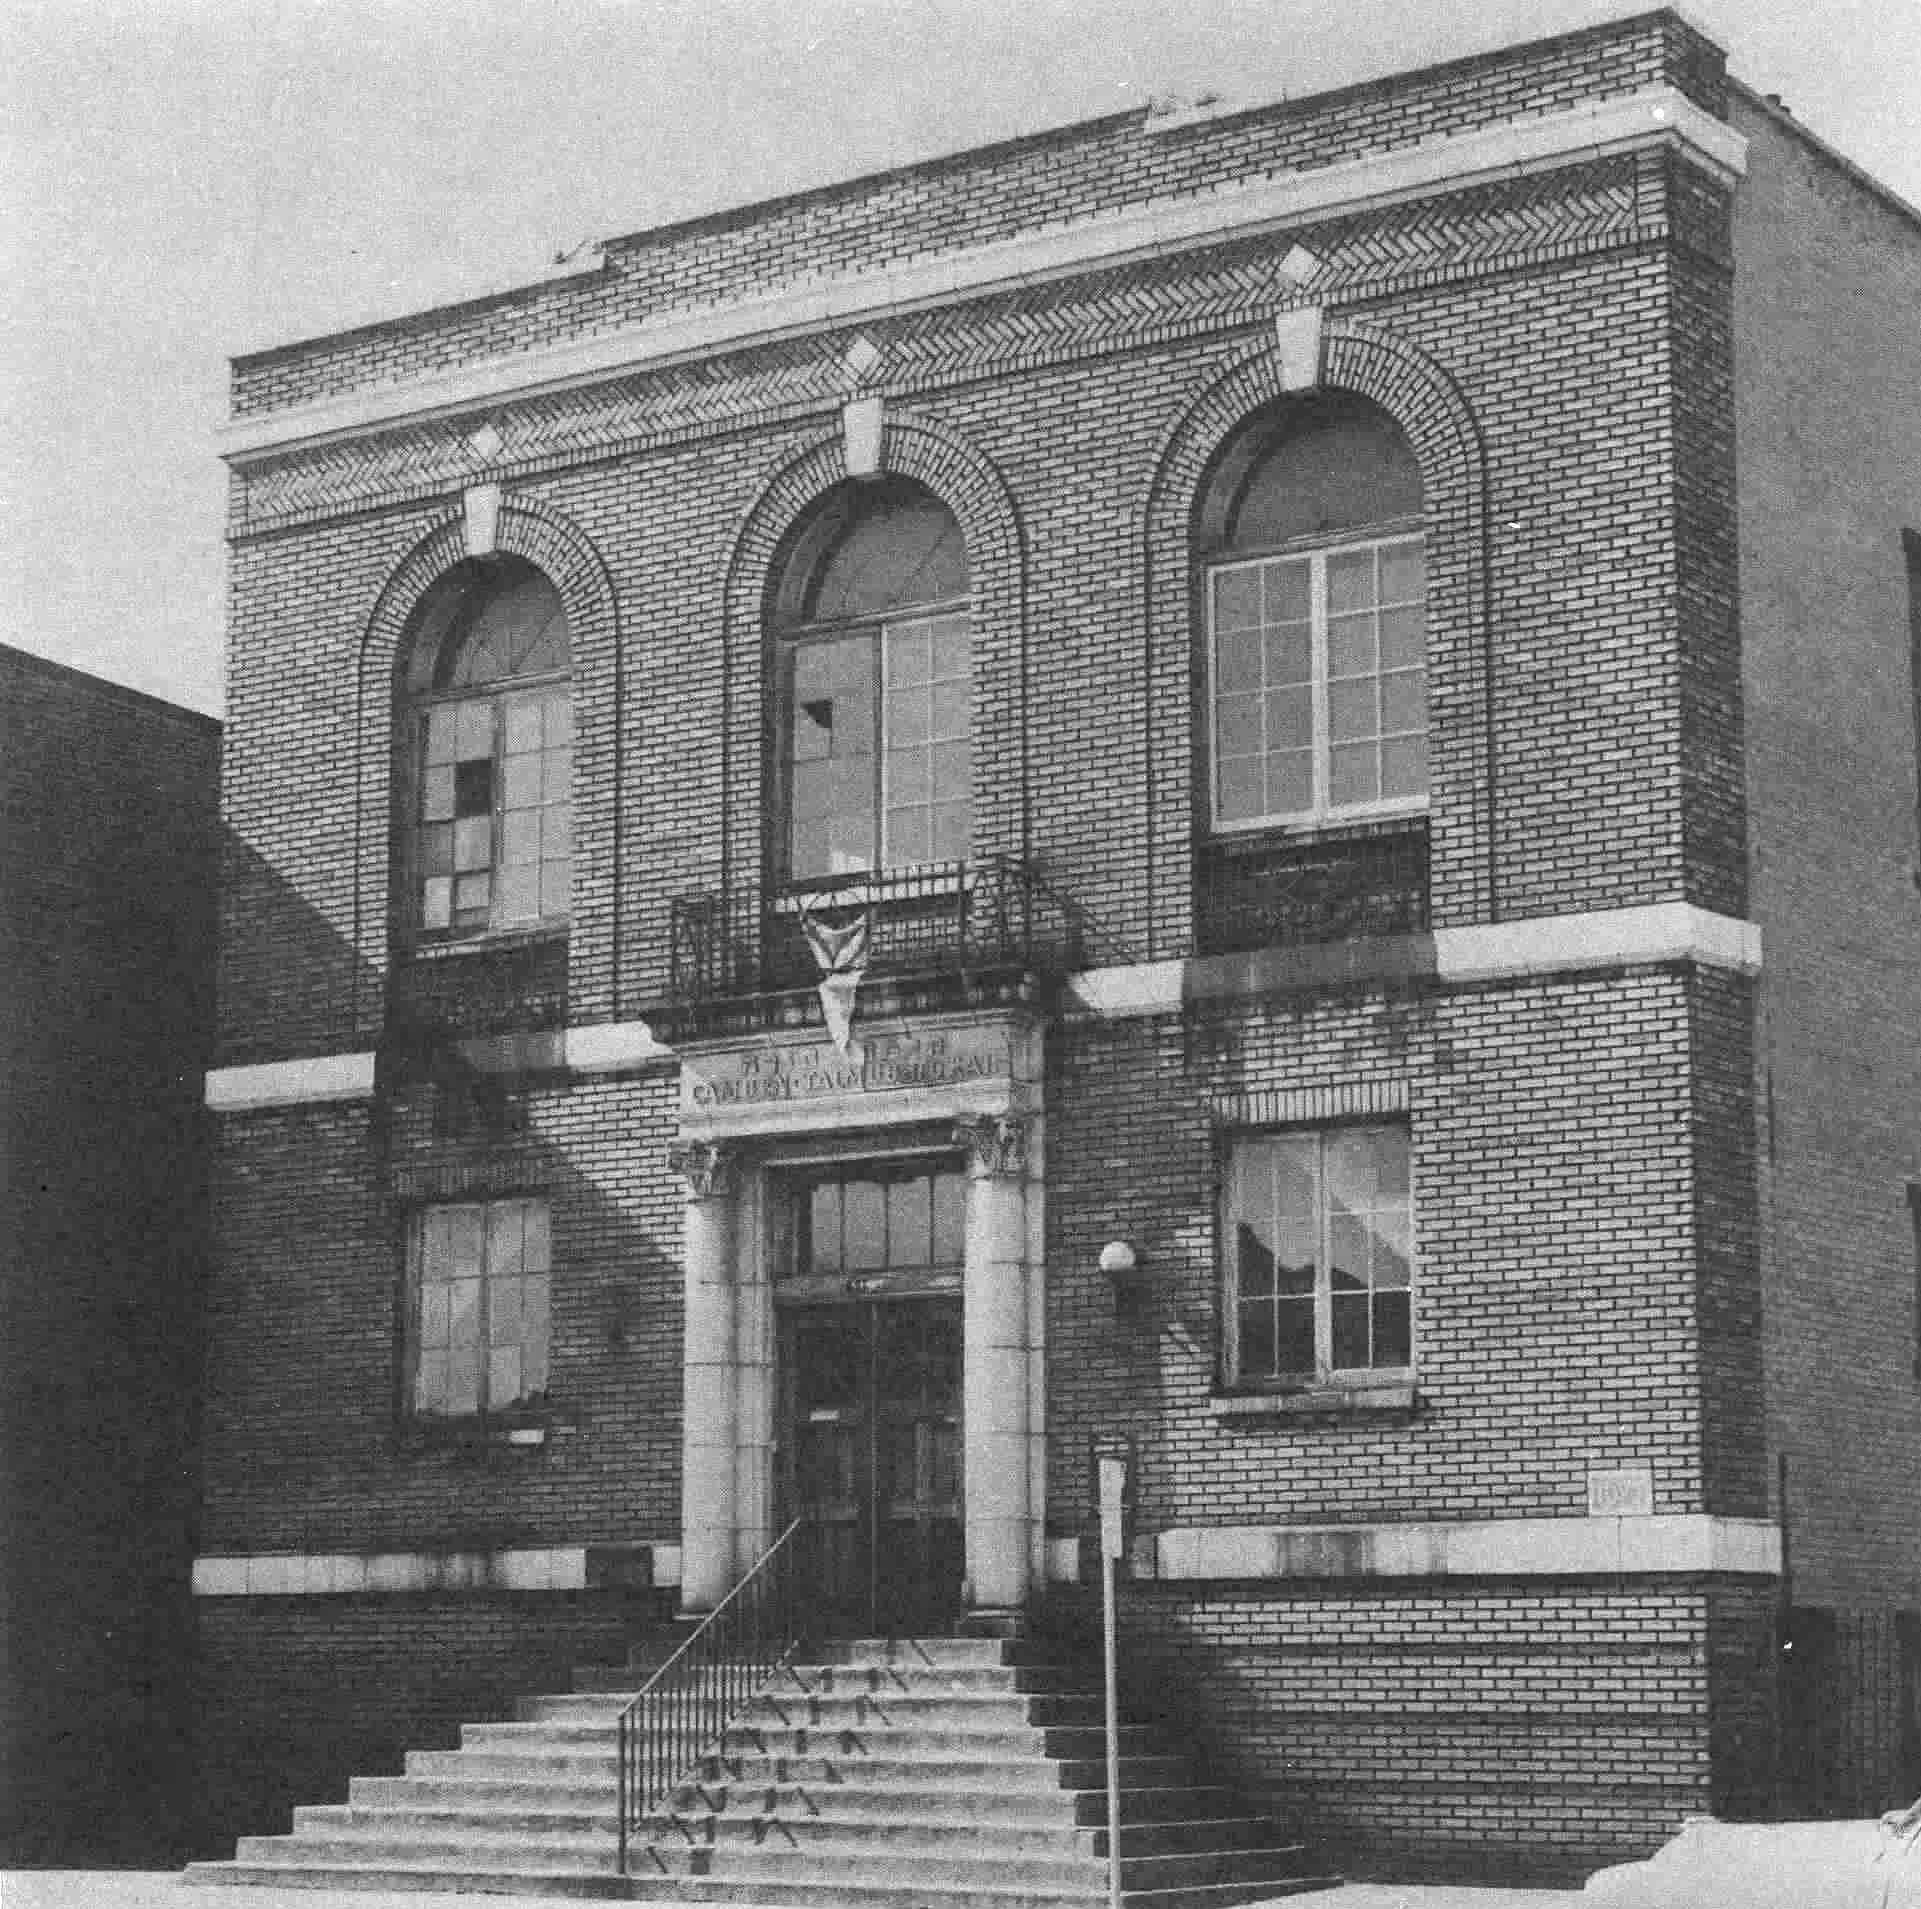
[771,477,971,883]
[399,555,572,942]
[1201,393,1427,831]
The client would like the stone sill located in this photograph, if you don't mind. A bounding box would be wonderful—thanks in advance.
[1210,1383,1416,1418]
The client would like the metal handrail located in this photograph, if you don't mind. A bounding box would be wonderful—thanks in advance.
[615,1517,812,1872]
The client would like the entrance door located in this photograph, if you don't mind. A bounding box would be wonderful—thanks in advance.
[782,1298,963,1635]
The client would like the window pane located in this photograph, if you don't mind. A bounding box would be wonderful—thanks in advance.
[1266,689,1311,752]
[1267,751,1313,815]
[490,1347,524,1406]
[1273,1297,1315,1375]
[503,754,543,810]
[522,1285,550,1393]
[488,1201,525,1274]
[1374,1291,1412,1368]
[455,700,493,760]
[886,687,929,746]
[1213,567,1261,630]
[1381,670,1428,733]
[447,1206,485,1269]
[887,623,932,688]
[454,757,493,815]
[1218,694,1262,758]
[1379,605,1425,671]
[1217,757,1264,823]
[932,1171,965,1266]
[449,1278,482,1345]
[1382,736,1427,800]
[541,806,572,857]
[1216,628,1262,693]
[1275,1219,1317,1296]
[929,679,968,739]
[1234,1217,1277,1303]
[446,1348,482,1417]
[888,1175,933,1266]
[505,698,544,755]
[520,1202,551,1271]
[538,861,572,920]
[422,766,456,822]
[1329,742,1379,808]
[928,740,970,802]
[1238,1298,1275,1376]
[489,1279,523,1342]
[1328,677,1378,744]
[416,1353,449,1415]
[1264,623,1311,686]
[454,816,493,871]
[1327,613,1377,679]
[807,1182,842,1275]
[886,806,932,867]
[1332,1291,1370,1369]
[1263,559,1311,624]
[930,802,970,862]
[887,748,930,806]
[1379,541,1425,604]
[542,746,571,804]
[422,877,452,930]
[928,616,970,681]
[1326,548,1376,614]
[453,872,491,919]
[503,809,541,865]
[844,1179,885,1269]
[544,696,572,746]
[420,1283,452,1349]
[422,824,454,877]
[426,706,461,765]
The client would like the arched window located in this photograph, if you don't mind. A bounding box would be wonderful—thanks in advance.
[771,478,971,882]
[400,556,572,941]
[1200,394,1426,829]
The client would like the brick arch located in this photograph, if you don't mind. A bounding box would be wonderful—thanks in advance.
[718,409,1028,887]
[348,496,622,1040]
[1138,319,1495,951]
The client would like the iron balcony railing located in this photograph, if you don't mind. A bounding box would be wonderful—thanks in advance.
[1195,822,1430,956]
[664,855,1084,1009]
[616,1517,814,1873]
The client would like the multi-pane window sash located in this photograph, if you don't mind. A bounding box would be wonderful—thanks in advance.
[1209,534,1426,830]
[794,1162,968,1280]
[785,611,970,880]
[417,685,572,938]
[410,1197,552,1419]
[1223,1126,1412,1386]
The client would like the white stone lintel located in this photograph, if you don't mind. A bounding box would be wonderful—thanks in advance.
[1144,1515,1782,1582]
[462,481,502,556]
[564,1020,674,1074]
[222,87,1745,463]
[190,1546,620,1596]
[1433,903,1763,984]
[1069,904,1760,1020]
[1272,307,1324,391]
[843,396,885,476]
[205,1051,378,1111]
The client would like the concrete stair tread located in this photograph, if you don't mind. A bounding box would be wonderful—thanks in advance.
[184,1860,635,1898]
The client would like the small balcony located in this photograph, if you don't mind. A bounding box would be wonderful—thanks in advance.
[656,856,1083,1037]
[1195,821,1429,957]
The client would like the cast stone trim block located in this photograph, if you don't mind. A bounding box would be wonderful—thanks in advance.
[203,1051,377,1110]
[220,87,1747,461]
[1140,1515,1782,1581]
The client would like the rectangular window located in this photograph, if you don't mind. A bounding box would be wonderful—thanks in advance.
[785,613,970,880]
[1209,535,1426,831]
[1221,1125,1413,1386]
[408,1197,552,1418]
[419,687,572,938]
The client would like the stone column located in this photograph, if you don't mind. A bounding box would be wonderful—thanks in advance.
[956,1114,1033,1630]
[672,1140,737,1613]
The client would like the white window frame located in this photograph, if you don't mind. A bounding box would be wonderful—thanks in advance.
[405,1195,553,1422]
[1220,1124,1415,1390]
[1206,528,1427,834]
[412,673,572,944]
[780,603,972,883]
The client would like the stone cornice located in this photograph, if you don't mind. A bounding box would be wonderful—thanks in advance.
[221,87,1745,464]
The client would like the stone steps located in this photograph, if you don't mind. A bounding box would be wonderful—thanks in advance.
[184,1632,1337,1904]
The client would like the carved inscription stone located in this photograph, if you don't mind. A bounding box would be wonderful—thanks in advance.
[680,1023,1015,1117]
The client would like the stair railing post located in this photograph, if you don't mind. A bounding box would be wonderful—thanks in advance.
[1099,1453,1127,1909]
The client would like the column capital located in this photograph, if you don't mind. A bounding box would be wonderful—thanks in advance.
[954,1115,1027,1179]
[669,1139,735,1201]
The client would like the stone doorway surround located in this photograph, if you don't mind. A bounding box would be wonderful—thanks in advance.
[669,1008,1046,1631]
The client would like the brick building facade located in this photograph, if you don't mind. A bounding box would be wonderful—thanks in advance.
[196,12,1921,1874]
[2,645,220,1863]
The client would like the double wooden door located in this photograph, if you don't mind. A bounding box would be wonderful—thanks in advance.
[780,1297,963,1636]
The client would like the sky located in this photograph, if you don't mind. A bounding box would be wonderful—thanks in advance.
[3,0,1916,719]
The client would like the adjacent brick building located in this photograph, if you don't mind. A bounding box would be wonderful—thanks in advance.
[1,645,220,1863]
[195,12,1921,1875]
